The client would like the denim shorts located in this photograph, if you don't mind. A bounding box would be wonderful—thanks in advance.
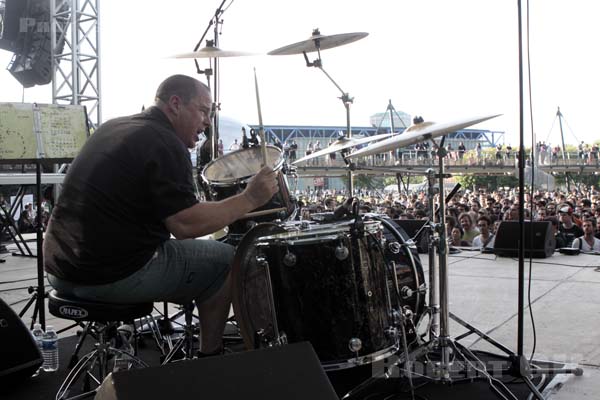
[47,239,235,305]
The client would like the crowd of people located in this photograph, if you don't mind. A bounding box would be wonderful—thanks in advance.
[293,185,600,252]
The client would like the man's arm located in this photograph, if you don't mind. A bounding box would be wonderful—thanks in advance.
[164,167,278,239]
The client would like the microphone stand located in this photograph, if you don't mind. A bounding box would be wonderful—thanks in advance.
[192,0,231,161]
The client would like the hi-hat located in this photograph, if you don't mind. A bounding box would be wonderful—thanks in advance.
[171,45,256,59]
[268,29,368,56]
[347,114,502,158]
[292,133,394,164]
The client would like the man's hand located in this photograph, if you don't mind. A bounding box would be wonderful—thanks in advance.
[243,167,279,209]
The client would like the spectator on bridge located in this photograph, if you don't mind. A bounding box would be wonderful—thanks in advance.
[289,140,298,162]
[313,141,322,166]
[495,144,503,164]
[578,141,585,160]
[506,143,512,161]
[229,138,241,151]
[457,142,466,163]
[591,143,599,163]
[552,145,560,163]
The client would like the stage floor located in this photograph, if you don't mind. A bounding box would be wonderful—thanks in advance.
[1,236,598,398]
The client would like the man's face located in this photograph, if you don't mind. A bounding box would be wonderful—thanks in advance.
[460,216,471,231]
[583,221,594,235]
[477,220,489,235]
[173,88,212,149]
[537,210,547,220]
[559,212,572,224]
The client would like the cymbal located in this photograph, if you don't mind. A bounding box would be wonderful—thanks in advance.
[268,29,368,56]
[347,114,501,158]
[171,45,256,59]
[292,133,393,164]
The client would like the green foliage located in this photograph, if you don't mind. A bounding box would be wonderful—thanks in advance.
[455,174,519,191]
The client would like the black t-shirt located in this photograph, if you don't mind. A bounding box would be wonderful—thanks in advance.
[559,224,584,247]
[44,107,198,284]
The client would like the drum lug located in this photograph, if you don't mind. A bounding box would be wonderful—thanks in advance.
[385,327,399,341]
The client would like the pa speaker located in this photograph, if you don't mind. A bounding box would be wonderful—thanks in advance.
[494,221,555,258]
[95,342,338,400]
[0,297,43,383]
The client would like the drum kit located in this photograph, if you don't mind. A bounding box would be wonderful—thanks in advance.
[173,14,518,399]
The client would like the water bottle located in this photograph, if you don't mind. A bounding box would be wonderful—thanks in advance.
[42,325,59,372]
[31,324,44,376]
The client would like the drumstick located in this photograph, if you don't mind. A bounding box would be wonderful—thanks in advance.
[253,67,268,167]
[243,207,287,219]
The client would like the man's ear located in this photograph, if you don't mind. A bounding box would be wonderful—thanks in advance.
[168,95,181,115]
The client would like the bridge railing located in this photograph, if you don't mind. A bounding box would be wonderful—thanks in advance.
[290,151,599,168]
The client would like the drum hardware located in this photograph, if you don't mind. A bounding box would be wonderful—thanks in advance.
[256,256,284,347]
[282,250,296,267]
[348,338,363,359]
[334,241,349,260]
[270,29,368,195]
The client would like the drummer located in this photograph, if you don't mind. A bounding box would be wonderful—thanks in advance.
[43,74,279,356]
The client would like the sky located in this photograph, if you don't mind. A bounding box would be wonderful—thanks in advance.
[1,0,598,147]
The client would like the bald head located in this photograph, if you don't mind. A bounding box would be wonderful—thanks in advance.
[155,74,210,106]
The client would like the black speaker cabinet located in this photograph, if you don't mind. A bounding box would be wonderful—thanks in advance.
[494,221,555,258]
[0,297,43,383]
[96,342,339,400]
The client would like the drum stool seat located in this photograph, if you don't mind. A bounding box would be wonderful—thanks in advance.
[48,290,153,400]
[49,291,153,322]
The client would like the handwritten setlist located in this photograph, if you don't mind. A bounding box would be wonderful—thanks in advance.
[0,102,88,161]
[0,103,37,160]
[38,104,88,159]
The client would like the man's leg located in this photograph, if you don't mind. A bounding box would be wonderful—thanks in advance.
[196,270,232,354]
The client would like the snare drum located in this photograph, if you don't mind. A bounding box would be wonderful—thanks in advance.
[201,146,296,236]
[232,219,397,370]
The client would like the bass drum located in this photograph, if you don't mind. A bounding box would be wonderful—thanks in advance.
[231,220,396,371]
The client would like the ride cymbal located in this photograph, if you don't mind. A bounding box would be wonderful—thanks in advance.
[268,29,368,56]
[347,114,502,158]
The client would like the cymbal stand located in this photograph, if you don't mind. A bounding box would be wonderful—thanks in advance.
[301,33,354,195]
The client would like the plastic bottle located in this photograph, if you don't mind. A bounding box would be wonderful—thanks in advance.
[31,324,44,376]
[41,325,59,372]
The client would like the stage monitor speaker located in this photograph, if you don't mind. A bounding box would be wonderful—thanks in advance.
[493,221,555,258]
[0,297,43,383]
[394,219,428,253]
[95,342,339,400]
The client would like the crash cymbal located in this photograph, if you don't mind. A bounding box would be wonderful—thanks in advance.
[268,29,368,56]
[292,133,393,164]
[347,114,501,158]
[171,45,256,59]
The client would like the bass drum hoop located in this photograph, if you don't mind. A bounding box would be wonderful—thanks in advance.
[367,215,425,318]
